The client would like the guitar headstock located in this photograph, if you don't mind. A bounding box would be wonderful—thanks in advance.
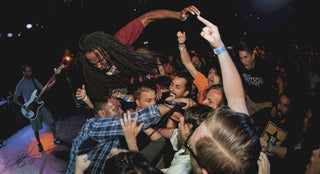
[54,64,65,75]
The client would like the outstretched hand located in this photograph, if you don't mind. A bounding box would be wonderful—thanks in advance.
[120,112,144,151]
[181,5,200,21]
[197,15,224,48]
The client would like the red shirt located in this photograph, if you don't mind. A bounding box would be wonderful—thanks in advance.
[113,18,144,49]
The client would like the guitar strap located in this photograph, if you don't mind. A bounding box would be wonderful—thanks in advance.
[31,78,40,90]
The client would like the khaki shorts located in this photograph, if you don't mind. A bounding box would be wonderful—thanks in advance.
[30,106,54,131]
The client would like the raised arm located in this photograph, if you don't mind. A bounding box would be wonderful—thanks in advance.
[138,5,200,27]
[276,75,284,96]
[197,15,248,115]
[156,57,166,76]
[76,85,94,109]
[120,112,144,151]
[177,31,198,78]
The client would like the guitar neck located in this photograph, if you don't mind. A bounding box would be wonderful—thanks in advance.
[34,64,64,102]
[35,74,56,102]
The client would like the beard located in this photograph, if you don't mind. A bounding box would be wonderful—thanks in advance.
[276,107,289,121]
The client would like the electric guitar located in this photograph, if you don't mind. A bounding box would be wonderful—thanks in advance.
[21,64,65,120]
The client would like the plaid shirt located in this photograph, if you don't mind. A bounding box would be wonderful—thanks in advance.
[66,104,161,174]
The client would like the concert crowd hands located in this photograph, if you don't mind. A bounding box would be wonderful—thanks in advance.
[76,85,86,101]
[71,5,283,174]
[76,84,94,109]
[120,112,144,152]
[197,15,224,49]
[180,5,200,21]
[177,31,186,45]
[257,152,271,174]
[75,154,91,174]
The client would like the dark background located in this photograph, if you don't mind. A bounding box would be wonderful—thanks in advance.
[0,0,319,110]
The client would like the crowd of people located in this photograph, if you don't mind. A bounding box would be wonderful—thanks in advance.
[11,4,320,174]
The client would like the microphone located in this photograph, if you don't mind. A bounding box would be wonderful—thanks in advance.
[164,101,187,108]
[163,101,186,115]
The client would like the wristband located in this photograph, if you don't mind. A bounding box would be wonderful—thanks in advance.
[83,95,88,101]
[213,45,227,55]
[269,144,274,153]
[125,95,130,101]
[178,45,186,51]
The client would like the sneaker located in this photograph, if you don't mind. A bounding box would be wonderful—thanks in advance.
[38,143,44,152]
[54,138,62,145]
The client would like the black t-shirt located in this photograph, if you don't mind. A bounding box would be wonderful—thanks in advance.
[238,59,278,103]
[253,108,296,148]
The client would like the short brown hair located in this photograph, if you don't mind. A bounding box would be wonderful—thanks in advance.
[195,106,260,174]
[133,80,155,100]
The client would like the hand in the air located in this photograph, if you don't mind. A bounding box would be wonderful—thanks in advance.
[177,31,186,44]
[76,85,87,100]
[197,15,224,48]
[180,5,200,21]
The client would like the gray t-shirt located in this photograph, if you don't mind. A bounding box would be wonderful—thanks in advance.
[14,77,43,103]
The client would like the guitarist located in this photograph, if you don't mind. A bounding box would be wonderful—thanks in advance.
[13,64,62,152]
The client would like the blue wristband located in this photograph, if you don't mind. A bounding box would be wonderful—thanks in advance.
[213,45,227,55]
[125,95,130,101]
[178,45,186,51]
[270,144,274,153]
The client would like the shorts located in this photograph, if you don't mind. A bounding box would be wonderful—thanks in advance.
[30,106,54,131]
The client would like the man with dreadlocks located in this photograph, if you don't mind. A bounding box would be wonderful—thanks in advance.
[77,5,201,102]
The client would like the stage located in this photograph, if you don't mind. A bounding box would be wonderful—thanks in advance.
[0,108,94,174]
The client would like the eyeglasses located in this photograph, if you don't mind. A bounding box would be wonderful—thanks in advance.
[184,129,205,169]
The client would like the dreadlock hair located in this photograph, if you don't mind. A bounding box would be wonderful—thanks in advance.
[78,31,158,102]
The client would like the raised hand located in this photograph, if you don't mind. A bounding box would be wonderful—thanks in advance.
[120,112,144,151]
[76,85,87,100]
[177,31,186,44]
[181,5,201,21]
[197,15,224,48]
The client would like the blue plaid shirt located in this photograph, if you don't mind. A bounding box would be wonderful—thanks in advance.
[66,104,161,174]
